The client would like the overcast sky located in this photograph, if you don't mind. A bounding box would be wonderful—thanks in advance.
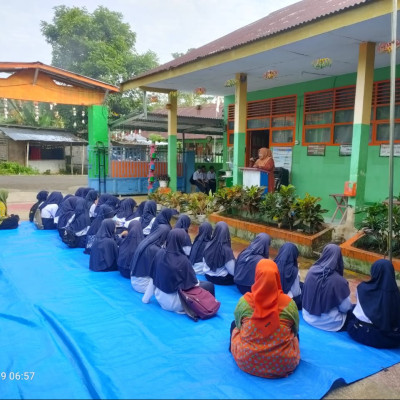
[3,0,299,65]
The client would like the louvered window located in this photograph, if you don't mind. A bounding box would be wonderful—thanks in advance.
[226,95,296,147]
[303,86,355,145]
[371,79,400,144]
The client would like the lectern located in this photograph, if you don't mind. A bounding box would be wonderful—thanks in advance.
[240,167,269,194]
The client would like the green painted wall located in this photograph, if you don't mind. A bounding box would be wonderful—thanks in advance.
[224,66,400,218]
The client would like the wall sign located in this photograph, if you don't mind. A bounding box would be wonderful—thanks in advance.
[339,144,352,156]
[307,144,325,156]
[380,144,400,157]
[272,147,293,173]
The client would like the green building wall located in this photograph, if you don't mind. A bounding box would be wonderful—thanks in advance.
[225,66,400,218]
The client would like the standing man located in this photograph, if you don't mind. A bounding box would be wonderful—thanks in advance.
[192,165,208,193]
[207,166,217,194]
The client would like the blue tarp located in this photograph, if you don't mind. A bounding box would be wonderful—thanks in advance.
[1,222,400,399]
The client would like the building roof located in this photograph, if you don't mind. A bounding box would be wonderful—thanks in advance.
[0,126,87,144]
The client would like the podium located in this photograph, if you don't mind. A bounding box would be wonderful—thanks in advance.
[240,167,269,194]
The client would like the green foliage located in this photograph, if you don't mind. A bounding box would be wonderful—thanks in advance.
[259,192,279,223]
[242,185,265,215]
[41,5,159,119]
[0,162,39,175]
[149,134,166,143]
[275,184,297,229]
[293,193,328,234]
[214,185,243,213]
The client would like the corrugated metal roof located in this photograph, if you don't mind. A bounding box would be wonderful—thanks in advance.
[0,126,87,144]
[151,103,223,119]
[126,0,369,81]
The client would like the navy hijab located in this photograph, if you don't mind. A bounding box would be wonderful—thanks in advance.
[105,195,120,211]
[29,190,49,222]
[203,221,235,272]
[139,200,157,230]
[175,215,191,232]
[39,191,63,210]
[234,233,271,287]
[93,194,113,217]
[152,229,198,293]
[130,224,171,277]
[85,190,98,207]
[358,259,400,332]
[150,208,179,234]
[89,219,118,272]
[274,242,300,294]
[302,244,350,316]
[189,222,213,265]
[117,220,144,279]
[55,194,73,217]
[87,205,115,237]
[75,187,92,198]
[116,198,137,220]
[67,197,91,234]
[56,196,79,229]
[132,201,146,218]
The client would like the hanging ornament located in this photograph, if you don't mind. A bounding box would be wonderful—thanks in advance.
[312,58,332,69]
[263,70,278,79]
[34,101,39,122]
[194,87,206,95]
[377,40,400,54]
[149,95,158,103]
[148,142,157,194]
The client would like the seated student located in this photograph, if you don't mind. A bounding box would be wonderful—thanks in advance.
[234,233,271,295]
[84,189,98,220]
[117,220,144,279]
[347,259,400,349]
[143,228,215,313]
[174,214,192,256]
[131,201,146,220]
[89,219,118,272]
[189,222,213,274]
[134,200,157,236]
[203,221,235,285]
[63,197,91,248]
[56,196,79,238]
[75,187,92,198]
[274,242,303,310]
[38,191,63,230]
[149,207,179,234]
[230,259,300,378]
[29,190,48,223]
[206,166,217,194]
[192,165,208,193]
[84,204,115,254]
[302,244,354,332]
[130,225,171,293]
[113,198,137,234]
[0,189,19,230]
[92,194,113,219]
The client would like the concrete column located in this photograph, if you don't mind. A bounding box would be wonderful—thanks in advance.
[348,42,375,225]
[233,73,247,186]
[168,91,178,191]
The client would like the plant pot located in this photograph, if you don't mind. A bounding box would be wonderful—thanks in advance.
[159,180,168,188]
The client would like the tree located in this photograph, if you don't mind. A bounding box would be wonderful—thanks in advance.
[41,6,159,128]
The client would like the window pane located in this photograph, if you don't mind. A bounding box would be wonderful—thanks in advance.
[247,118,269,129]
[305,112,332,125]
[376,123,400,141]
[228,121,234,130]
[272,116,294,127]
[271,129,293,143]
[305,127,331,143]
[376,106,390,120]
[334,125,353,144]
[335,109,354,123]
[228,133,234,145]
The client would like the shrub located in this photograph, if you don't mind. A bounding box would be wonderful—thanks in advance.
[0,162,39,175]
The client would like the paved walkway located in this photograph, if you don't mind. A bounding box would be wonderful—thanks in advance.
[2,175,400,399]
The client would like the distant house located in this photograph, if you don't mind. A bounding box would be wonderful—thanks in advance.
[0,125,87,174]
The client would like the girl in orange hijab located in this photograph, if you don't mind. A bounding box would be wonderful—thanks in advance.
[230,259,300,378]
[250,147,275,192]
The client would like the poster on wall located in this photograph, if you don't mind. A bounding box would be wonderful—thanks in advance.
[339,144,352,156]
[307,144,325,156]
[379,144,400,157]
[272,147,292,173]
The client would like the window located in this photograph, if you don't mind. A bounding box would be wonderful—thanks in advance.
[303,86,355,145]
[227,95,296,147]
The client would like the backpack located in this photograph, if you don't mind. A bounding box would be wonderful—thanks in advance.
[189,173,196,185]
[178,286,221,322]
[62,228,78,248]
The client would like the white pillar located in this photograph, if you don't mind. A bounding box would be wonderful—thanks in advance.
[81,145,85,175]
[26,141,29,167]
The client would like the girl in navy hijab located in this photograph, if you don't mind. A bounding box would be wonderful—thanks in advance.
[130,224,170,293]
[274,242,303,309]
[85,189,98,219]
[114,197,137,234]
[56,196,79,237]
[189,222,213,274]
[234,233,271,294]
[63,197,91,248]
[347,259,400,348]
[144,229,215,313]
[29,190,48,222]
[136,200,157,236]
[89,219,118,272]
[84,204,114,254]
[149,208,179,234]
[39,191,63,230]
[174,214,192,256]
[131,201,146,219]
[203,221,236,285]
[302,244,354,331]
[93,194,112,218]
[117,220,144,279]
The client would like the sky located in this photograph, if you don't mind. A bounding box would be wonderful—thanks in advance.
[2,0,299,66]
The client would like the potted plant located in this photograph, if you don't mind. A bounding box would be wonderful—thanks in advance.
[157,174,170,188]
